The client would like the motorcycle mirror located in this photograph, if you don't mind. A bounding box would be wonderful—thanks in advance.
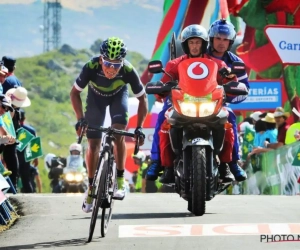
[231,61,246,74]
[148,60,164,74]
[223,81,249,96]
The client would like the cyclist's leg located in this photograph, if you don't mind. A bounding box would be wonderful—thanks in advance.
[226,107,247,182]
[82,89,108,212]
[109,87,129,199]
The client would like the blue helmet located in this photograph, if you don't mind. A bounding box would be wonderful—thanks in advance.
[181,24,208,55]
[208,19,236,50]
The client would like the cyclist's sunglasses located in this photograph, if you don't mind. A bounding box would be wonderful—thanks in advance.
[102,57,123,69]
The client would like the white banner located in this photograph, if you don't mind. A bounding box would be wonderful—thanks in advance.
[265,25,300,64]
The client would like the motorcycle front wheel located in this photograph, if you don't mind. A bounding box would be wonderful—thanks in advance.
[190,146,206,216]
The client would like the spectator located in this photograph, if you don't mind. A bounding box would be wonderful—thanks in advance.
[132,152,148,193]
[250,111,262,125]
[0,65,9,93]
[17,109,38,193]
[29,165,42,193]
[1,56,22,94]
[249,113,278,156]
[265,107,290,149]
[243,117,254,125]
[3,87,31,190]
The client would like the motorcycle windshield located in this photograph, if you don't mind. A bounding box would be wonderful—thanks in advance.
[64,155,84,172]
[177,58,218,97]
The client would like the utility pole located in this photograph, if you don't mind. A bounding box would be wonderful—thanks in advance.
[43,0,62,52]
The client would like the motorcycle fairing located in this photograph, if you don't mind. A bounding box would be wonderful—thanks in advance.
[182,128,214,150]
[177,58,218,96]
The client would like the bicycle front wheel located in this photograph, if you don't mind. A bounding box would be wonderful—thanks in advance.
[101,162,116,237]
[87,152,109,243]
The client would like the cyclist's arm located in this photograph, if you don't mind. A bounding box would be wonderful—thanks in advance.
[126,62,148,127]
[70,62,91,120]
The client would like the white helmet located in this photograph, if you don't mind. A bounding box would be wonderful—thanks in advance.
[44,153,56,172]
[69,143,82,154]
[132,151,146,162]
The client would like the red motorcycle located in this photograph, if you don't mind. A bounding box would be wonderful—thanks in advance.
[146,57,248,216]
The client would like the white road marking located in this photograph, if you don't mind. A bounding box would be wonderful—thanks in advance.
[119,223,300,238]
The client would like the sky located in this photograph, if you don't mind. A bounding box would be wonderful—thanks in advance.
[0,0,164,59]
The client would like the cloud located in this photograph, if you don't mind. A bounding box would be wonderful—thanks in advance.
[0,0,162,13]
[0,0,35,4]
[134,0,162,12]
[123,34,130,40]
[60,0,128,13]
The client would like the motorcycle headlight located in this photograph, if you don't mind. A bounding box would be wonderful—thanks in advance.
[75,173,83,182]
[178,101,197,117]
[199,101,217,117]
[65,173,75,182]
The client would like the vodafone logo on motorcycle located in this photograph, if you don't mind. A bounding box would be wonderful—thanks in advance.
[187,62,209,80]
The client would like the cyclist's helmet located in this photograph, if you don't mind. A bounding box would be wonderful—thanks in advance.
[181,24,208,55]
[208,19,236,50]
[132,151,146,162]
[69,143,82,154]
[100,37,127,60]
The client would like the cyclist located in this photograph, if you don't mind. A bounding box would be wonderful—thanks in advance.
[70,37,148,213]
[207,19,249,182]
[146,24,244,183]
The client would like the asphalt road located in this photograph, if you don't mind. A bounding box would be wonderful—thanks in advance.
[0,193,299,250]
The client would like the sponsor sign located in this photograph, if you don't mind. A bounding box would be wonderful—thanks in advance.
[265,25,300,64]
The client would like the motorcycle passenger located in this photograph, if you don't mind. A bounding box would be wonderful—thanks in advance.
[146,24,241,183]
[70,37,147,213]
[207,19,249,182]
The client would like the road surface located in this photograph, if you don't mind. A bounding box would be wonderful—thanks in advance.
[0,193,299,250]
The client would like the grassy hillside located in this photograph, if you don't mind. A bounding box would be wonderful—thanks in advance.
[14,41,148,192]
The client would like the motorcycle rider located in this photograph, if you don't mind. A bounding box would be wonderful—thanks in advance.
[146,24,243,183]
[207,19,249,182]
[69,142,82,155]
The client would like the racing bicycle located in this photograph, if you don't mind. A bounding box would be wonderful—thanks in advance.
[78,125,139,241]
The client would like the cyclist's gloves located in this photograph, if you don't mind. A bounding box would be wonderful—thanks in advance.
[134,126,145,140]
[75,118,88,132]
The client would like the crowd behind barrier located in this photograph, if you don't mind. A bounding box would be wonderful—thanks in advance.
[226,141,300,195]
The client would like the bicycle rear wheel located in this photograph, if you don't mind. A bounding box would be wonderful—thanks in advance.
[87,152,109,243]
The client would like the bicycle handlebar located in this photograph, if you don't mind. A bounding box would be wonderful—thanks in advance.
[77,125,140,155]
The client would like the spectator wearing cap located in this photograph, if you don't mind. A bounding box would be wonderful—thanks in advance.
[250,111,262,125]
[265,107,290,149]
[1,56,22,94]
